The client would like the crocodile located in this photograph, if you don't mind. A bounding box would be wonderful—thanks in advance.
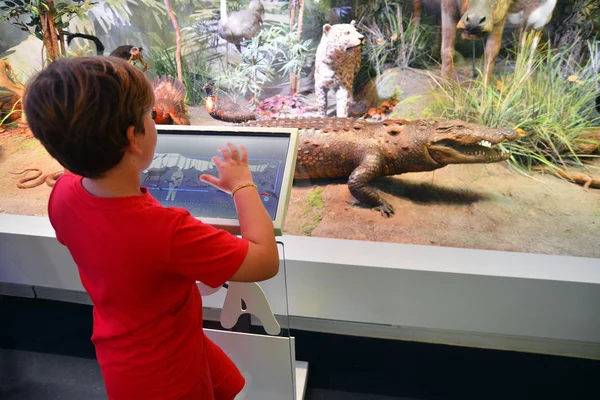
[242,117,518,216]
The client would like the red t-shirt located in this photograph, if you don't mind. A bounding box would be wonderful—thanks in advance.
[48,172,248,400]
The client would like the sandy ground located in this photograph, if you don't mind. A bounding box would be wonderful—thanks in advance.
[285,162,600,258]
[0,129,62,216]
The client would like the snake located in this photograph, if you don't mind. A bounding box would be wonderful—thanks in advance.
[532,165,600,190]
[10,168,65,189]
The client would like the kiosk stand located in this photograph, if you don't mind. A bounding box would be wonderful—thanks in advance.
[149,125,306,399]
[198,278,308,400]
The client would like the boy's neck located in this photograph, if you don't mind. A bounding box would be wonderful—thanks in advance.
[82,167,143,198]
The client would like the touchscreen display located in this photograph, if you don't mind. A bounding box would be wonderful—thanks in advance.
[140,131,291,220]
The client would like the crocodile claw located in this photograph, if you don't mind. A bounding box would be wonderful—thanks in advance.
[375,202,394,217]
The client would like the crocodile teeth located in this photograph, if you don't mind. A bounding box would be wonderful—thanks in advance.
[478,140,493,148]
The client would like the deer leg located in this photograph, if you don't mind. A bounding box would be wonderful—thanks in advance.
[412,0,422,26]
[440,1,458,81]
[482,19,506,84]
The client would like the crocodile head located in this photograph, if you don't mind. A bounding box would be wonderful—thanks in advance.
[426,120,518,165]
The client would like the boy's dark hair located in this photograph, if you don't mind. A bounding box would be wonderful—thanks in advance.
[23,56,154,178]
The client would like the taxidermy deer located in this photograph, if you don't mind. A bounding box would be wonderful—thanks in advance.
[438,0,557,82]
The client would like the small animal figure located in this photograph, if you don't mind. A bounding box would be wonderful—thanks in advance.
[441,0,557,82]
[314,21,364,118]
[203,83,257,123]
[218,0,265,52]
[10,168,64,189]
[151,76,190,125]
[67,33,149,71]
[143,166,170,186]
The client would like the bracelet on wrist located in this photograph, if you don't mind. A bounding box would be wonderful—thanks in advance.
[231,182,258,197]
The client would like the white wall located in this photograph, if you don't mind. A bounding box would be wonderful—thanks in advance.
[1,214,600,359]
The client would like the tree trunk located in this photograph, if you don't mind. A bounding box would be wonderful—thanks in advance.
[40,0,60,63]
[289,1,297,95]
[59,33,67,56]
[164,0,183,83]
[294,0,305,94]
[412,0,422,26]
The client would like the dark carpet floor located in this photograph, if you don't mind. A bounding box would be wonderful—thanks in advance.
[1,295,599,400]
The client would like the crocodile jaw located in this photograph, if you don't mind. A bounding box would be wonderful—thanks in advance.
[427,138,512,165]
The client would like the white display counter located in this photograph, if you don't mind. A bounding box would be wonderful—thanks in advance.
[1,213,600,361]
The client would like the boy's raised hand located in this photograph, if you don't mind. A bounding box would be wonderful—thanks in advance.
[200,142,254,194]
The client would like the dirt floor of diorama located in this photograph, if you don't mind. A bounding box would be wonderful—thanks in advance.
[285,160,600,259]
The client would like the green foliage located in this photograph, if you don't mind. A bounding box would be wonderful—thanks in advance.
[214,23,315,105]
[353,0,434,92]
[547,0,600,65]
[431,32,600,174]
[147,47,211,106]
[0,0,96,40]
[301,187,325,235]
[307,187,324,209]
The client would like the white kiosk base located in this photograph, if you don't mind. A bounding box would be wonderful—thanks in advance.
[199,280,308,400]
[205,329,308,400]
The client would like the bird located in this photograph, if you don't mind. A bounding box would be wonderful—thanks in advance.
[67,33,149,71]
[151,76,190,125]
[203,83,257,123]
[218,0,265,53]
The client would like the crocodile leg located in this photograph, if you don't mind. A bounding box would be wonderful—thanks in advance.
[347,153,394,217]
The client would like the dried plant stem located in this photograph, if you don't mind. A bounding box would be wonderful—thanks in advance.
[164,0,183,83]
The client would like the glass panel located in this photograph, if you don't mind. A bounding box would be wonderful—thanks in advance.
[200,241,295,399]
[1,2,599,259]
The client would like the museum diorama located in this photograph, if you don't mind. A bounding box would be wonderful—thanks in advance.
[1,0,599,259]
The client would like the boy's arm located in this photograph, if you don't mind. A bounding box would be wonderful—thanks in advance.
[169,143,279,287]
[169,211,250,288]
[228,179,279,282]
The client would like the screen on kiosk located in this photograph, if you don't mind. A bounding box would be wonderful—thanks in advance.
[140,131,291,221]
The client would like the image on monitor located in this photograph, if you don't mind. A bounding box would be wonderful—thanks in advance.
[140,131,291,221]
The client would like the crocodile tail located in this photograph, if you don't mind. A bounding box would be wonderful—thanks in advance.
[243,116,359,131]
[66,33,105,55]
[152,75,187,105]
[207,108,254,124]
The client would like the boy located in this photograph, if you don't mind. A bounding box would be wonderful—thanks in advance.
[23,56,280,399]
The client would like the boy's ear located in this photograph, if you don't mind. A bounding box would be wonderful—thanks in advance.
[126,126,143,155]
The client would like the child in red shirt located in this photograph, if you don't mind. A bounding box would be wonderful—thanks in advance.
[22,57,280,400]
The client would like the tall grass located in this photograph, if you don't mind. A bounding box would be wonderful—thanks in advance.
[431,31,600,174]
[356,0,434,79]
[147,48,211,106]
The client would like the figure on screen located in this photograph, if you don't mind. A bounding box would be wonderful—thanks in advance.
[166,167,184,201]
